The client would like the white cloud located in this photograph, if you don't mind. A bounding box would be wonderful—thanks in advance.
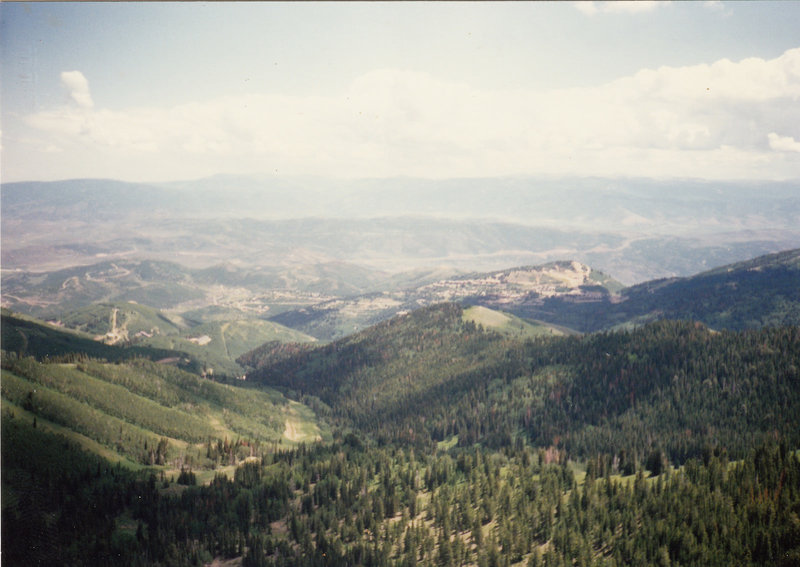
[768,133,800,153]
[602,1,664,14]
[703,1,726,12]
[13,48,800,181]
[60,71,94,108]
[574,2,598,16]
[575,1,666,16]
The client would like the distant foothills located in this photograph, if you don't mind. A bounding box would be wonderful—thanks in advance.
[3,248,799,348]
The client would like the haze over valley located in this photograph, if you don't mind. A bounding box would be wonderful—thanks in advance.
[4,175,798,284]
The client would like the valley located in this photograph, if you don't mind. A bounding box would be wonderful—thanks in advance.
[4,177,799,283]
[2,176,800,566]
[6,247,796,347]
[4,262,800,565]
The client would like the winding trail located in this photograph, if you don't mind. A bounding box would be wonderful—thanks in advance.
[109,307,118,334]
[283,419,299,442]
[220,322,231,359]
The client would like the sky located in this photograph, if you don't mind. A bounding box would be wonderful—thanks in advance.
[1,1,800,183]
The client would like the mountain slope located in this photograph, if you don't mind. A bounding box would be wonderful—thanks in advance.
[268,248,800,338]
[60,301,187,343]
[621,247,800,328]
[524,248,800,332]
[247,303,800,463]
[1,257,392,323]
[269,261,621,340]
[1,310,180,364]
[3,305,316,379]
[139,318,316,376]
[1,355,327,469]
[1,259,205,315]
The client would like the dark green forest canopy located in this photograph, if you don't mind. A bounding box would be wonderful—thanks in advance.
[5,409,800,567]
[245,303,800,463]
[528,248,800,332]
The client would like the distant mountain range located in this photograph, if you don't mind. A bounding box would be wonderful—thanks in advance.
[3,175,798,283]
[4,175,799,230]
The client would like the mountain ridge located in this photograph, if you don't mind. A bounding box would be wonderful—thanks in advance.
[4,176,798,283]
[268,248,800,339]
[5,175,799,230]
[5,248,799,343]
[527,247,800,332]
[268,259,621,340]
[244,301,800,462]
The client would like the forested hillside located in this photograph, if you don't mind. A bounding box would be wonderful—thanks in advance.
[1,310,181,364]
[4,265,800,565]
[526,248,800,332]
[245,303,800,463]
[5,410,799,566]
[0,354,326,467]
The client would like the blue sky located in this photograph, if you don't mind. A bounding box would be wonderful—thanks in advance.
[2,1,799,182]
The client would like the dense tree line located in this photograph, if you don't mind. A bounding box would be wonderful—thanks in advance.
[246,305,800,466]
[6,408,799,566]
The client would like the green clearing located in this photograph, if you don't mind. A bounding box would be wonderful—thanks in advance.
[437,435,459,451]
[282,400,331,445]
[462,305,567,338]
